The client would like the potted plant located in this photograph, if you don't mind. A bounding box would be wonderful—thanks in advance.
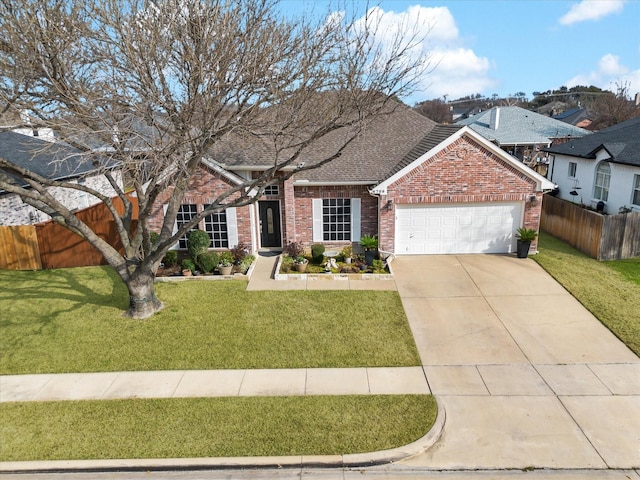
[181,259,195,276]
[515,227,537,258]
[218,251,234,275]
[341,244,352,263]
[359,234,378,266]
[293,255,308,272]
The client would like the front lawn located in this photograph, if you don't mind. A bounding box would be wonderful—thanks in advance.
[0,267,420,374]
[0,395,436,461]
[534,232,640,356]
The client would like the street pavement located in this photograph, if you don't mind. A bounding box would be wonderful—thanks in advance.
[1,252,638,478]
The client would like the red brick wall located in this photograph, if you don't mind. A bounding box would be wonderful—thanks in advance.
[380,137,543,252]
[292,185,378,248]
[148,166,253,250]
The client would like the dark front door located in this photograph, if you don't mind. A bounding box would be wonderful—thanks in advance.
[259,201,282,248]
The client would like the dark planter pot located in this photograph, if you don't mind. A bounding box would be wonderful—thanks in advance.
[364,250,377,266]
[516,240,531,258]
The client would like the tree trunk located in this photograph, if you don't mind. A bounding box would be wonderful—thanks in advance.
[124,270,163,319]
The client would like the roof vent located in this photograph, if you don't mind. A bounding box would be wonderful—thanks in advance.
[489,108,500,130]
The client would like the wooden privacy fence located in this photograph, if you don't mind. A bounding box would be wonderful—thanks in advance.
[541,194,640,260]
[0,196,138,270]
[0,225,42,270]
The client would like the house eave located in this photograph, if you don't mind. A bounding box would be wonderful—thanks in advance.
[372,126,556,194]
[293,180,377,187]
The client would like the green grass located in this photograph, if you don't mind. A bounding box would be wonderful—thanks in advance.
[0,267,420,374]
[0,395,437,461]
[534,232,640,356]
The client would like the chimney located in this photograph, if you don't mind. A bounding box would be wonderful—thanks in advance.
[489,107,500,130]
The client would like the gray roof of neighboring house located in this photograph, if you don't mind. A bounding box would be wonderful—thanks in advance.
[213,100,439,184]
[456,106,590,146]
[0,131,102,184]
[543,116,640,167]
[552,107,593,126]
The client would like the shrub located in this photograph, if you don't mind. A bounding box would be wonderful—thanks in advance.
[219,251,234,267]
[311,244,325,264]
[341,244,352,258]
[231,242,249,263]
[163,250,178,267]
[372,259,386,274]
[197,251,219,274]
[181,259,195,272]
[239,254,255,274]
[284,241,305,258]
[187,230,211,260]
[280,255,293,273]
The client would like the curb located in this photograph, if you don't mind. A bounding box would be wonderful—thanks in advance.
[0,398,445,474]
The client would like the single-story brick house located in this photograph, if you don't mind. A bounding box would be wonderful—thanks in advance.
[149,101,555,256]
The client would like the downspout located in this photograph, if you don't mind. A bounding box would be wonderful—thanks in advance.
[367,187,396,264]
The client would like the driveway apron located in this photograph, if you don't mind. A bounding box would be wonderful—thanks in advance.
[392,254,640,470]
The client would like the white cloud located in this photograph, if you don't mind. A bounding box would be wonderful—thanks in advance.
[566,54,640,94]
[559,0,625,25]
[354,5,493,103]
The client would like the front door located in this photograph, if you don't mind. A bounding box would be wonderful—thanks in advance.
[259,201,282,248]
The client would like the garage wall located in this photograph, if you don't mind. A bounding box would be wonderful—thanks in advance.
[380,136,542,254]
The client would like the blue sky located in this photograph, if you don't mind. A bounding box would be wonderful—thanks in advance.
[279,0,640,105]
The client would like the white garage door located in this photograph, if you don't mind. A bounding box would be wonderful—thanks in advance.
[395,203,523,254]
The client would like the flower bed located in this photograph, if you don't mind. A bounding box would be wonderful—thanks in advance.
[274,254,394,281]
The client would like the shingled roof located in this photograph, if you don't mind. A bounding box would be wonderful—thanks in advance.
[544,116,640,167]
[384,124,463,178]
[457,106,590,146]
[0,131,102,184]
[212,99,438,184]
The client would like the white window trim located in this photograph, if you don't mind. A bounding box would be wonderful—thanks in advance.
[568,162,577,178]
[226,207,239,248]
[632,174,640,207]
[312,198,361,243]
[593,161,611,202]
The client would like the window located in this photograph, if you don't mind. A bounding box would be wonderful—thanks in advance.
[633,175,640,206]
[176,204,198,249]
[204,207,228,248]
[322,198,351,241]
[568,162,577,178]
[593,162,611,202]
[263,185,279,196]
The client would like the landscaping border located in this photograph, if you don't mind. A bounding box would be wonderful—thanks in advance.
[154,258,256,283]
[274,254,395,281]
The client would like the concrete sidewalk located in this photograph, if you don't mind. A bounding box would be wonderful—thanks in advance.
[0,366,430,402]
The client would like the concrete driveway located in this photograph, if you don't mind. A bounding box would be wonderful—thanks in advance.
[392,254,640,470]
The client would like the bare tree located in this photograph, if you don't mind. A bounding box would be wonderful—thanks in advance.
[589,82,640,130]
[413,98,451,123]
[0,0,430,318]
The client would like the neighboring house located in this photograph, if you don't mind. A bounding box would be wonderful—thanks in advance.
[149,100,554,256]
[456,106,591,172]
[544,116,640,214]
[0,131,122,225]
[552,107,594,130]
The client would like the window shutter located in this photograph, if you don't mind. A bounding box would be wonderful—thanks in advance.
[312,199,323,242]
[226,207,239,248]
[163,204,179,250]
[350,198,361,242]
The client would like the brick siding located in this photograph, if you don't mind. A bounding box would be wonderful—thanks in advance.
[380,137,543,252]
